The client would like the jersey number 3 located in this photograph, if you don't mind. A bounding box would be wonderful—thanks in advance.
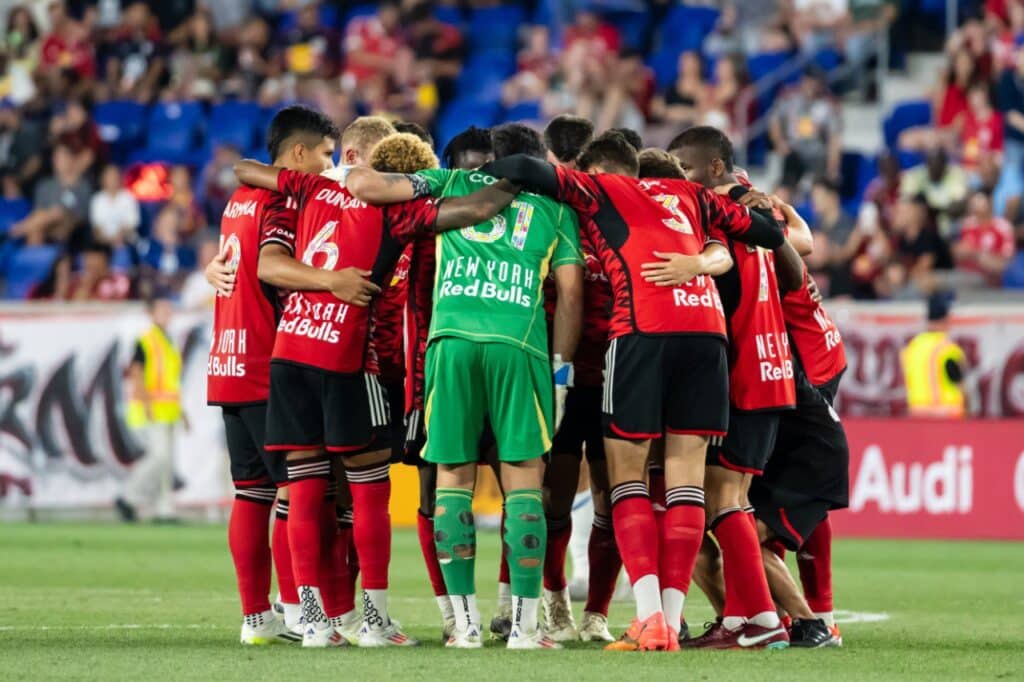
[460,200,534,251]
[654,194,694,235]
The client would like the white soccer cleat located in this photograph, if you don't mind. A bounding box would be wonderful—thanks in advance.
[507,628,563,650]
[543,588,579,642]
[329,611,362,645]
[445,623,483,649]
[358,619,420,647]
[301,624,348,648]
[578,611,615,642]
[240,610,300,645]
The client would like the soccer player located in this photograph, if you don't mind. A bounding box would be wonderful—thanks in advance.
[206,105,375,644]
[234,150,516,648]
[346,123,586,650]
[544,114,594,169]
[483,131,787,651]
[667,126,803,650]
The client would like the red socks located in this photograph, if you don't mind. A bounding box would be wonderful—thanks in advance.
[649,466,667,538]
[272,499,297,605]
[228,486,274,615]
[417,511,448,597]
[285,460,331,589]
[543,515,572,592]
[610,482,659,584]
[713,509,775,619]
[798,516,834,613]
[659,487,705,597]
[347,462,392,590]
[319,501,351,619]
[584,514,621,616]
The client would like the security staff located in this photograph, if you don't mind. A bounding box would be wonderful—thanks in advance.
[115,294,188,521]
[901,292,967,418]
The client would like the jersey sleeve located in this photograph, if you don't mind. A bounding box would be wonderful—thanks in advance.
[383,197,442,241]
[259,192,298,253]
[701,185,785,249]
[553,165,602,218]
[415,168,454,197]
[551,203,584,268]
[276,168,327,208]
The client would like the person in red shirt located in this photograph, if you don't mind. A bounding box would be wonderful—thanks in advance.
[67,244,130,301]
[39,5,95,80]
[341,0,403,92]
[484,131,786,651]
[233,149,516,649]
[961,83,1005,172]
[954,189,1016,285]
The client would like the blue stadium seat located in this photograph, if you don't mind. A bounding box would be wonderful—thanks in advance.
[605,9,649,50]
[435,99,502,161]
[278,3,341,32]
[468,5,526,53]
[457,51,516,104]
[0,198,30,237]
[139,102,205,165]
[660,5,720,53]
[883,100,932,149]
[747,52,791,83]
[435,5,464,26]
[814,47,843,73]
[207,101,261,153]
[3,244,59,299]
[1002,252,1024,289]
[895,148,925,169]
[503,101,542,123]
[648,49,682,90]
[94,100,148,164]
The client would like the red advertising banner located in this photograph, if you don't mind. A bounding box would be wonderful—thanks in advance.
[833,418,1024,540]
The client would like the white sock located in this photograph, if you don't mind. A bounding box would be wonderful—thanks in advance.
[329,610,357,630]
[436,595,453,620]
[450,594,480,631]
[568,491,593,579]
[814,611,835,627]
[511,595,539,634]
[497,581,512,609]
[722,616,746,630]
[661,588,685,630]
[297,585,328,630]
[280,601,301,629]
[748,610,781,629]
[632,574,663,621]
[362,589,390,628]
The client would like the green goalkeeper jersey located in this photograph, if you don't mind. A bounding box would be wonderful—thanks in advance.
[417,167,582,361]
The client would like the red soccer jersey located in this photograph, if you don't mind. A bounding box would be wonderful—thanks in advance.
[550,167,760,341]
[782,269,847,388]
[375,246,411,385]
[208,186,295,405]
[271,169,440,375]
[403,236,436,414]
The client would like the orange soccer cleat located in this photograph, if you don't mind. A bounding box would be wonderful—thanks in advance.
[604,612,670,652]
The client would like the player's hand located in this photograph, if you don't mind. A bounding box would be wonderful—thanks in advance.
[735,189,773,210]
[329,267,381,306]
[641,251,704,287]
[807,274,823,303]
[205,249,235,297]
[552,354,573,432]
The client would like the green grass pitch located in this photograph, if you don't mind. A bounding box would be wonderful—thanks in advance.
[1,523,1022,680]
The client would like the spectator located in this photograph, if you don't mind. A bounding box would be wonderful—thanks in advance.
[67,243,131,301]
[49,96,106,178]
[842,201,896,299]
[562,8,621,112]
[650,51,706,131]
[11,143,92,245]
[282,1,339,78]
[703,52,755,139]
[179,238,218,310]
[593,48,655,132]
[995,44,1024,219]
[953,189,1016,286]
[198,144,240,227]
[141,204,196,289]
[881,195,952,298]
[805,177,856,294]
[790,0,848,55]
[168,164,204,236]
[405,0,464,110]
[227,16,277,103]
[167,9,229,100]
[864,150,902,231]
[341,0,403,92]
[900,48,978,151]
[104,2,167,103]
[843,0,898,99]
[901,147,969,237]
[39,2,96,80]
[0,99,45,194]
[704,1,791,56]
[2,5,41,104]
[960,82,1004,174]
[503,25,557,107]
[770,66,842,192]
[199,0,253,39]
[90,164,140,248]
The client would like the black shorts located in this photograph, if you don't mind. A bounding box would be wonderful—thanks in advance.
[602,334,728,441]
[403,408,498,468]
[222,403,288,485]
[707,409,781,475]
[265,361,391,455]
[752,499,831,551]
[384,380,406,464]
[552,385,605,461]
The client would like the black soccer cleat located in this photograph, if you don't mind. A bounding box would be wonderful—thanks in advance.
[114,497,137,523]
[678,619,691,645]
[489,615,512,642]
[789,618,835,648]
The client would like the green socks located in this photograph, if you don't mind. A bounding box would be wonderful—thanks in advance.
[434,488,476,596]
[503,489,547,600]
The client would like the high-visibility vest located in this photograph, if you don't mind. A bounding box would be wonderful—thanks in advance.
[901,331,966,418]
[127,324,182,427]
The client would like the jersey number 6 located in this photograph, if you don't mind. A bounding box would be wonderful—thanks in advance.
[302,221,340,270]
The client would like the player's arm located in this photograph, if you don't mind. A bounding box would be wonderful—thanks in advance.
[205,248,235,296]
[480,154,561,198]
[773,240,806,293]
[345,166,434,204]
[257,245,381,307]
[433,180,519,230]
[551,263,584,362]
[234,160,283,192]
[773,197,813,256]
[706,184,785,249]
[641,242,733,287]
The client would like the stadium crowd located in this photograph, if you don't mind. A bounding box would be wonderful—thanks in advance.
[1,1,1019,302]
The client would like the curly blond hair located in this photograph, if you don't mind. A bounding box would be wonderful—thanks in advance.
[370,133,440,174]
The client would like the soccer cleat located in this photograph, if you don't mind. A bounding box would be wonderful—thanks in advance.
[301,624,348,648]
[578,611,614,642]
[114,497,137,523]
[240,611,300,645]
[736,622,789,650]
[665,627,681,651]
[445,624,483,649]
[678,619,691,643]
[604,612,669,652]
[543,588,580,642]
[828,623,843,647]
[789,618,835,648]
[489,603,513,641]
[329,611,362,645]
[681,618,734,649]
[507,628,563,650]
[358,619,420,647]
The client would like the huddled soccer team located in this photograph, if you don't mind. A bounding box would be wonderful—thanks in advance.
[204,104,851,652]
